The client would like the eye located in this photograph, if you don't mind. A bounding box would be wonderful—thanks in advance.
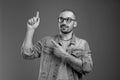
[66,18,72,23]
[58,17,64,23]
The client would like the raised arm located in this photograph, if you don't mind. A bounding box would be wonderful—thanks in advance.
[21,11,41,59]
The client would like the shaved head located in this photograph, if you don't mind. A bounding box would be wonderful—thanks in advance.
[59,9,76,19]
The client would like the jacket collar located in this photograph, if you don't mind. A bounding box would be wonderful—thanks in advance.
[54,33,76,46]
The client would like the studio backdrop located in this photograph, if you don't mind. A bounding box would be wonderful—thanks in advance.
[0,0,119,80]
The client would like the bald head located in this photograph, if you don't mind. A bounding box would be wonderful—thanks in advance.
[59,10,76,19]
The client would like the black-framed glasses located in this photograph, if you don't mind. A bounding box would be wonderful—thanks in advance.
[58,17,75,24]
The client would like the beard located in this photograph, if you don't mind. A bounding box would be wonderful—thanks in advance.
[60,25,73,34]
[61,29,73,34]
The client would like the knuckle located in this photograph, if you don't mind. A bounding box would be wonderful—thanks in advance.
[28,19,31,22]
[32,18,34,21]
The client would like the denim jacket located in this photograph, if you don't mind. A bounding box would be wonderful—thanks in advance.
[21,34,93,80]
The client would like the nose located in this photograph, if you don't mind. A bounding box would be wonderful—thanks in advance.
[62,19,67,24]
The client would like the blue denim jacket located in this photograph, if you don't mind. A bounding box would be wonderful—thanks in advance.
[21,34,93,80]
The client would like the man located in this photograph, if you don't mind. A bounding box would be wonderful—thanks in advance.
[21,9,93,80]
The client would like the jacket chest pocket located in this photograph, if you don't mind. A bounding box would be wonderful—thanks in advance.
[68,48,84,58]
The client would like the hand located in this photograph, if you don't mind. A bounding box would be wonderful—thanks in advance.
[27,11,40,29]
[51,40,68,58]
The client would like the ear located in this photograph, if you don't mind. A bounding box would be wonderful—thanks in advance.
[73,21,77,28]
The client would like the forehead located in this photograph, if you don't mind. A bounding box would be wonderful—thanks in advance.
[59,11,75,19]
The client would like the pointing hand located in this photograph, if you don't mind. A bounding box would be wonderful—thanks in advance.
[27,11,40,29]
[51,40,68,59]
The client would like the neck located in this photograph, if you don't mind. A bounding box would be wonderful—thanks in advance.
[60,31,73,41]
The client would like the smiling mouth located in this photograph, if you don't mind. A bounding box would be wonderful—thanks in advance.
[61,26,68,29]
[61,25,69,28]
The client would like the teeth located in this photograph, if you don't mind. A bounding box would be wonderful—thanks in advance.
[63,26,68,28]
[62,27,67,29]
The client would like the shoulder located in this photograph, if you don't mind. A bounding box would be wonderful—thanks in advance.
[75,37,89,50]
[37,36,54,47]
[37,36,52,42]
[75,36,88,45]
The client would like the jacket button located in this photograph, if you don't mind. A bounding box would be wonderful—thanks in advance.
[55,64,59,67]
[53,74,56,78]
[52,74,56,80]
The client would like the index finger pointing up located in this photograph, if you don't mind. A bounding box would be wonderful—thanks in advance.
[36,11,39,18]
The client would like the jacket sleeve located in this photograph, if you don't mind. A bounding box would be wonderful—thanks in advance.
[21,40,43,60]
[66,40,93,74]
[81,41,93,74]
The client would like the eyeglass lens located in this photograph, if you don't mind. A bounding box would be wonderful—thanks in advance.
[58,17,75,23]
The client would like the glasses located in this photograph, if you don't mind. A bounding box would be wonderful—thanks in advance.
[58,17,75,24]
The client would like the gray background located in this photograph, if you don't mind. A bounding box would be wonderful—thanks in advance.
[0,0,120,80]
